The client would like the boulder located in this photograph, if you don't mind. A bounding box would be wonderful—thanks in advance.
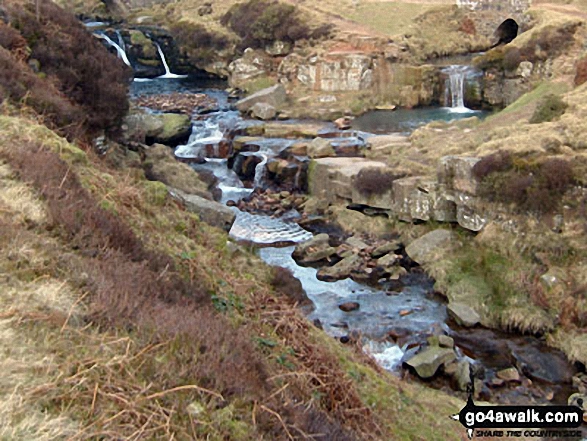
[156,113,192,145]
[511,344,576,384]
[307,138,335,159]
[235,84,287,113]
[377,253,400,272]
[308,157,388,204]
[345,236,368,250]
[250,103,277,120]
[169,188,236,231]
[447,302,481,328]
[371,241,402,258]
[496,367,521,382]
[334,116,353,130]
[143,144,212,199]
[293,234,336,263]
[405,346,456,379]
[123,111,191,146]
[405,229,457,265]
[317,255,362,282]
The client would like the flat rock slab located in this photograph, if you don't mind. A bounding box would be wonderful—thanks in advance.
[405,346,456,379]
[447,302,481,328]
[169,188,236,232]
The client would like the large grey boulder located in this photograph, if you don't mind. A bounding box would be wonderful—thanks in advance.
[250,102,277,120]
[405,229,457,265]
[169,188,236,231]
[447,302,481,327]
[235,84,287,113]
[405,346,456,379]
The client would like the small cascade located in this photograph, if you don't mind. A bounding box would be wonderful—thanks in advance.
[95,33,131,67]
[175,118,226,159]
[442,65,473,113]
[154,42,187,79]
[253,153,268,188]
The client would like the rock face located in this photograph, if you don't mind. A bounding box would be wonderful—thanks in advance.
[405,229,458,266]
[405,346,456,379]
[228,49,273,89]
[295,53,373,92]
[169,188,236,231]
[235,84,287,113]
[308,155,492,232]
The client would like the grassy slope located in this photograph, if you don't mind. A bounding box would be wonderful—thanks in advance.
[0,114,466,439]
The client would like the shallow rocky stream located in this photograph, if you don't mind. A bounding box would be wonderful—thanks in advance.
[128,74,584,420]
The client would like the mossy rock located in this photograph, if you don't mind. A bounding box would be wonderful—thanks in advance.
[156,113,192,145]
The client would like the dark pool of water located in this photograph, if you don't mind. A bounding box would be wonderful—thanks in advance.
[352,107,488,134]
[129,75,228,98]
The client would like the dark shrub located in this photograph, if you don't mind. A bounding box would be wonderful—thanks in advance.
[503,46,521,71]
[355,167,400,196]
[472,150,512,180]
[529,94,568,124]
[221,0,328,50]
[459,17,476,35]
[0,21,27,59]
[6,1,131,138]
[170,22,231,64]
[0,46,82,132]
[476,153,575,214]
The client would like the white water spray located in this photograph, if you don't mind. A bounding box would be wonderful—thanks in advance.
[95,33,131,67]
[154,42,187,79]
[253,153,268,189]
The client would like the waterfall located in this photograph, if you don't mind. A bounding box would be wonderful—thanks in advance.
[253,153,268,189]
[95,33,131,67]
[154,42,187,79]
[442,65,472,113]
[115,30,126,53]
